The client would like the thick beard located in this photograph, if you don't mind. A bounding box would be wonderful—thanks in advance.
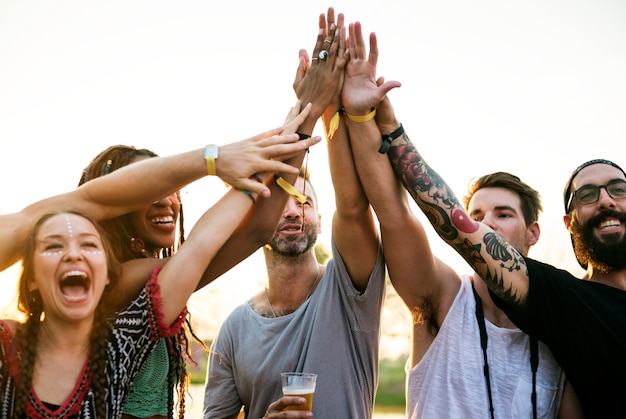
[570,210,626,273]
[267,225,318,257]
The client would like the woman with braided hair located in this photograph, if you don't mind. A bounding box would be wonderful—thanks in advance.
[78,145,197,419]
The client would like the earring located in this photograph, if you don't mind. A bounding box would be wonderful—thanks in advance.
[130,237,146,255]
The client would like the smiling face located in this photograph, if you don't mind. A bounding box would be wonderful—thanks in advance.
[28,212,111,323]
[565,163,626,272]
[126,156,181,256]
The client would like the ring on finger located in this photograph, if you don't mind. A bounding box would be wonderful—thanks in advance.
[318,50,329,61]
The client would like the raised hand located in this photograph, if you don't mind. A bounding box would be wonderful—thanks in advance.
[216,103,319,197]
[341,22,400,115]
[292,7,348,132]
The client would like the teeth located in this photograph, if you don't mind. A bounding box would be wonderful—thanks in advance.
[599,219,621,229]
[62,270,87,279]
[151,216,174,224]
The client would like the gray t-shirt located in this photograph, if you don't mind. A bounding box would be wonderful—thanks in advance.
[203,240,386,419]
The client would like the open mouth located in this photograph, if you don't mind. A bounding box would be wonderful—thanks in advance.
[60,270,90,298]
[598,218,621,230]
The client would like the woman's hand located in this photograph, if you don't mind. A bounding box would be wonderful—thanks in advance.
[216,104,320,198]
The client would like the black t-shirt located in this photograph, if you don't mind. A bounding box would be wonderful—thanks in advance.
[490,258,626,419]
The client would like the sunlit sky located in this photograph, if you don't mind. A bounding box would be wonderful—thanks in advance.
[1,0,625,358]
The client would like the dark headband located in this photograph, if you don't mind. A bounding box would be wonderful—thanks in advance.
[563,159,626,213]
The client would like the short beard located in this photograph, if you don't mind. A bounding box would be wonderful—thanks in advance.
[266,226,318,258]
[570,210,626,273]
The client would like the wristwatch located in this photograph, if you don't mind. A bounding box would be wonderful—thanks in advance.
[204,144,219,176]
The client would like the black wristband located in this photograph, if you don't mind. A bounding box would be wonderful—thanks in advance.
[378,123,404,154]
[297,132,311,141]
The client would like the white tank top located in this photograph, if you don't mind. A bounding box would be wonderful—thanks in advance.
[406,275,565,418]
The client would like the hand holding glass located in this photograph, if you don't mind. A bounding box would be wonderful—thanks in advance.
[281,372,317,411]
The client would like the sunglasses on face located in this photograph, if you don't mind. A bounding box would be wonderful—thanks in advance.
[566,179,626,212]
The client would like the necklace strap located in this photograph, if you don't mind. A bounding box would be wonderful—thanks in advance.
[472,282,495,419]
[530,335,539,419]
[471,281,538,419]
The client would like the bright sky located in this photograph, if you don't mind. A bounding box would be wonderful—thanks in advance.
[1,0,625,357]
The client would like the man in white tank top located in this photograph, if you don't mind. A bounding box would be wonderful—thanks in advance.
[341,22,583,418]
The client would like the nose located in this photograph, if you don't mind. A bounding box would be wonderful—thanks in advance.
[153,193,180,207]
[596,187,617,209]
[481,214,498,231]
[63,242,85,261]
[282,197,303,219]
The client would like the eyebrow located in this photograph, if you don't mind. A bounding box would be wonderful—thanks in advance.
[493,205,518,212]
[470,205,518,215]
[577,178,626,189]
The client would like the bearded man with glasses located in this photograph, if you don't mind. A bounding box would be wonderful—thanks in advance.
[564,160,626,275]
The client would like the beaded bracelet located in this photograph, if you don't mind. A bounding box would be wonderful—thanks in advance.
[242,190,256,204]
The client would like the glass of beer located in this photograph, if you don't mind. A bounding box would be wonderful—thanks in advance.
[280,372,317,411]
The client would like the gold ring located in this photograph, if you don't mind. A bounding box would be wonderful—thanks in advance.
[323,39,331,44]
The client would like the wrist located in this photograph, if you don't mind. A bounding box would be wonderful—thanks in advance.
[378,123,404,154]
[343,107,376,123]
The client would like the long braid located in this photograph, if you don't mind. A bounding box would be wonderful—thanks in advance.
[13,294,42,418]
[89,303,113,417]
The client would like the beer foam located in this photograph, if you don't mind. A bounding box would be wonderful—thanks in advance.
[282,387,314,395]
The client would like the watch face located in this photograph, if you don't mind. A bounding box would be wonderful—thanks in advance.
[204,144,218,159]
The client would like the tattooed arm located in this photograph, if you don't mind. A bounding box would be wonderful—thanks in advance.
[387,136,530,306]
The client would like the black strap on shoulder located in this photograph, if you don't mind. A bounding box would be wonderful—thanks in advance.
[472,281,538,419]
[472,282,495,419]
[530,336,539,419]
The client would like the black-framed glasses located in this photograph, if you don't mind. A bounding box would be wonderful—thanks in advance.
[566,179,626,212]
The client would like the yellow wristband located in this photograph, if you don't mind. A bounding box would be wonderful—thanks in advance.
[326,110,341,140]
[343,107,376,123]
[204,144,218,176]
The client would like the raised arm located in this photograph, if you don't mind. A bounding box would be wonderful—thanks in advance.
[1,132,317,274]
[118,128,322,323]
[156,187,258,324]
[386,114,530,306]
[322,19,379,290]
[1,150,203,271]
[342,22,459,327]
[194,8,346,287]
